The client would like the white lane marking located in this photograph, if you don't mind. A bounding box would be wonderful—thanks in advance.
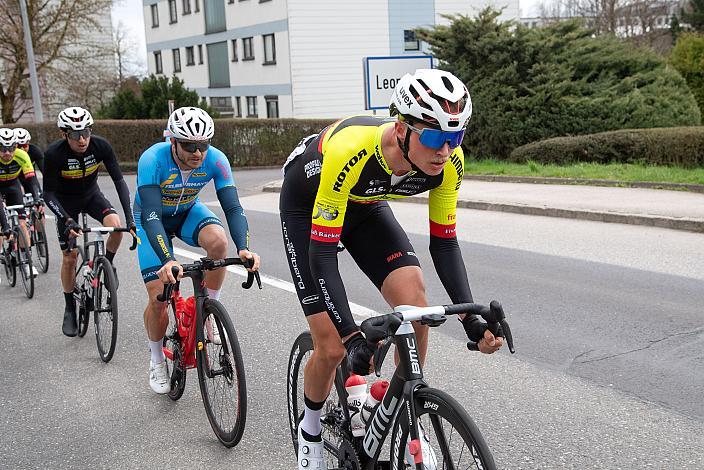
[172,246,377,322]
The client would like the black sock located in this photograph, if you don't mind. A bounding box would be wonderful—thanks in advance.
[300,428,322,442]
[106,250,116,263]
[64,292,75,311]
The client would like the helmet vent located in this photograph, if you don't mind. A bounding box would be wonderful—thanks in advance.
[442,76,454,92]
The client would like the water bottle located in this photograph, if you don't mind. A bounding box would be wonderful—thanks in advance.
[361,379,389,426]
[345,374,367,437]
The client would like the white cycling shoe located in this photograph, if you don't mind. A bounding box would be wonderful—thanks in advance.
[298,426,326,469]
[149,360,171,394]
[405,421,438,469]
[206,318,221,345]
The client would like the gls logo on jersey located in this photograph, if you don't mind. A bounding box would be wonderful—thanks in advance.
[333,149,367,192]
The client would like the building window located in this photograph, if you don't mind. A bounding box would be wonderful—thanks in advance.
[204,0,226,33]
[186,46,195,66]
[228,0,234,3]
[211,97,233,115]
[235,97,242,117]
[207,41,230,87]
[168,0,177,23]
[194,0,200,11]
[246,96,257,117]
[183,0,191,14]
[197,44,203,64]
[231,39,238,61]
[242,37,254,60]
[263,34,275,64]
[265,96,278,118]
[154,51,163,74]
[259,0,271,2]
[151,4,159,27]
[172,48,181,72]
[404,30,420,51]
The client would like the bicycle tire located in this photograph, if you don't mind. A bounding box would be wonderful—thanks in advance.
[2,240,16,287]
[389,387,496,470]
[196,298,247,447]
[163,296,187,401]
[93,257,118,362]
[32,212,49,273]
[16,230,34,299]
[286,331,347,465]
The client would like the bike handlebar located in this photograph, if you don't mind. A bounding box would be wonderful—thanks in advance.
[79,226,138,251]
[360,301,515,354]
[156,257,262,302]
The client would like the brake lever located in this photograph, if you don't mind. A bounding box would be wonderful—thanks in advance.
[129,233,138,251]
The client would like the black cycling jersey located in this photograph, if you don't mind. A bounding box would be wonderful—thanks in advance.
[18,144,44,174]
[43,135,133,226]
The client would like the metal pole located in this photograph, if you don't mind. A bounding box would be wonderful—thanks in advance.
[19,0,43,122]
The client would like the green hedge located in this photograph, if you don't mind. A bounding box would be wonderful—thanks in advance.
[19,118,334,167]
[509,127,704,168]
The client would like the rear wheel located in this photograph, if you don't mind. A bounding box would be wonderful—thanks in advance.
[94,257,118,362]
[1,238,16,287]
[16,230,34,299]
[196,299,247,447]
[287,331,348,466]
[390,387,496,470]
[32,212,49,273]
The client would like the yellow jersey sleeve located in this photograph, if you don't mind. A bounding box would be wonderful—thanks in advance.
[428,146,464,238]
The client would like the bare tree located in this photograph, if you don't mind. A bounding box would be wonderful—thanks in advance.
[0,0,114,123]
[113,21,146,85]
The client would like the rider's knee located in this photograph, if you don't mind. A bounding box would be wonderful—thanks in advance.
[62,249,78,262]
[315,338,346,368]
[205,233,228,258]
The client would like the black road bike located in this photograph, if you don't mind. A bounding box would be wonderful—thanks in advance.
[157,258,261,447]
[2,202,35,298]
[287,301,515,470]
[71,212,136,362]
[24,195,49,273]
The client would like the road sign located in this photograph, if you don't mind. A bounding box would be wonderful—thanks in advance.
[364,55,434,110]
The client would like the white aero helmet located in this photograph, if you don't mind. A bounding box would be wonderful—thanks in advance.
[0,128,16,146]
[390,69,472,131]
[167,107,214,141]
[14,128,31,145]
[57,106,94,130]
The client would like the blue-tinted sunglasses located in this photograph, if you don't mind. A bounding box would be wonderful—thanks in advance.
[406,123,465,150]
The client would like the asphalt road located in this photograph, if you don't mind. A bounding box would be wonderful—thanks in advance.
[0,169,702,469]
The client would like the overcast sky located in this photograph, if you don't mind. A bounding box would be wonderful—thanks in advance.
[111,0,540,77]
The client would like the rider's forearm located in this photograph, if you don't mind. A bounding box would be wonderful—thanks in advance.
[29,176,41,200]
[309,239,359,338]
[216,185,249,251]
[138,185,173,264]
[114,178,134,226]
[42,191,69,222]
[429,235,474,304]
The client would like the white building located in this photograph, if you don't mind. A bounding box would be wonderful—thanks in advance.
[142,0,519,118]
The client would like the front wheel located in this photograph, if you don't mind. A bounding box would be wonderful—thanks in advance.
[196,298,247,447]
[93,258,118,362]
[2,239,16,287]
[16,231,34,299]
[389,387,496,470]
[32,212,49,273]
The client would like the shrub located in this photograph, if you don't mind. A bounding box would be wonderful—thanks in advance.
[509,127,704,167]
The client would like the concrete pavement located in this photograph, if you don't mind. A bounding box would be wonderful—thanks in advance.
[264,178,704,233]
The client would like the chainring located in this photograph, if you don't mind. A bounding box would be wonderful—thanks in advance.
[337,436,363,470]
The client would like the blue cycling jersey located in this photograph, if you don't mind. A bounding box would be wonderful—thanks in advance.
[135,142,235,215]
[135,142,249,267]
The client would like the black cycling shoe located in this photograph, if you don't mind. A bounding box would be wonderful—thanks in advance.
[62,309,78,337]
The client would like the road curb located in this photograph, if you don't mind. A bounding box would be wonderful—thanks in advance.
[264,181,704,233]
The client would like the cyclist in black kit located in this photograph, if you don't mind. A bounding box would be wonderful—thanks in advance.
[14,128,44,196]
[43,107,135,337]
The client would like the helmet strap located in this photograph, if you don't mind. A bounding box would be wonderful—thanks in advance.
[397,125,420,173]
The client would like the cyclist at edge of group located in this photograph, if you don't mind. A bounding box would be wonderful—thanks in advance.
[278,68,504,470]
[42,106,136,337]
[134,106,260,395]
[0,127,42,279]
[14,127,45,196]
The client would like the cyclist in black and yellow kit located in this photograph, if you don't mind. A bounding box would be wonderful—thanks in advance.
[280,69,504,470]
[43,107,135,337]
[0,128,42,279]
[13,128,45,195]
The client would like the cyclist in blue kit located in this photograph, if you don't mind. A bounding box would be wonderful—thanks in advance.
[134,107,260,394]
